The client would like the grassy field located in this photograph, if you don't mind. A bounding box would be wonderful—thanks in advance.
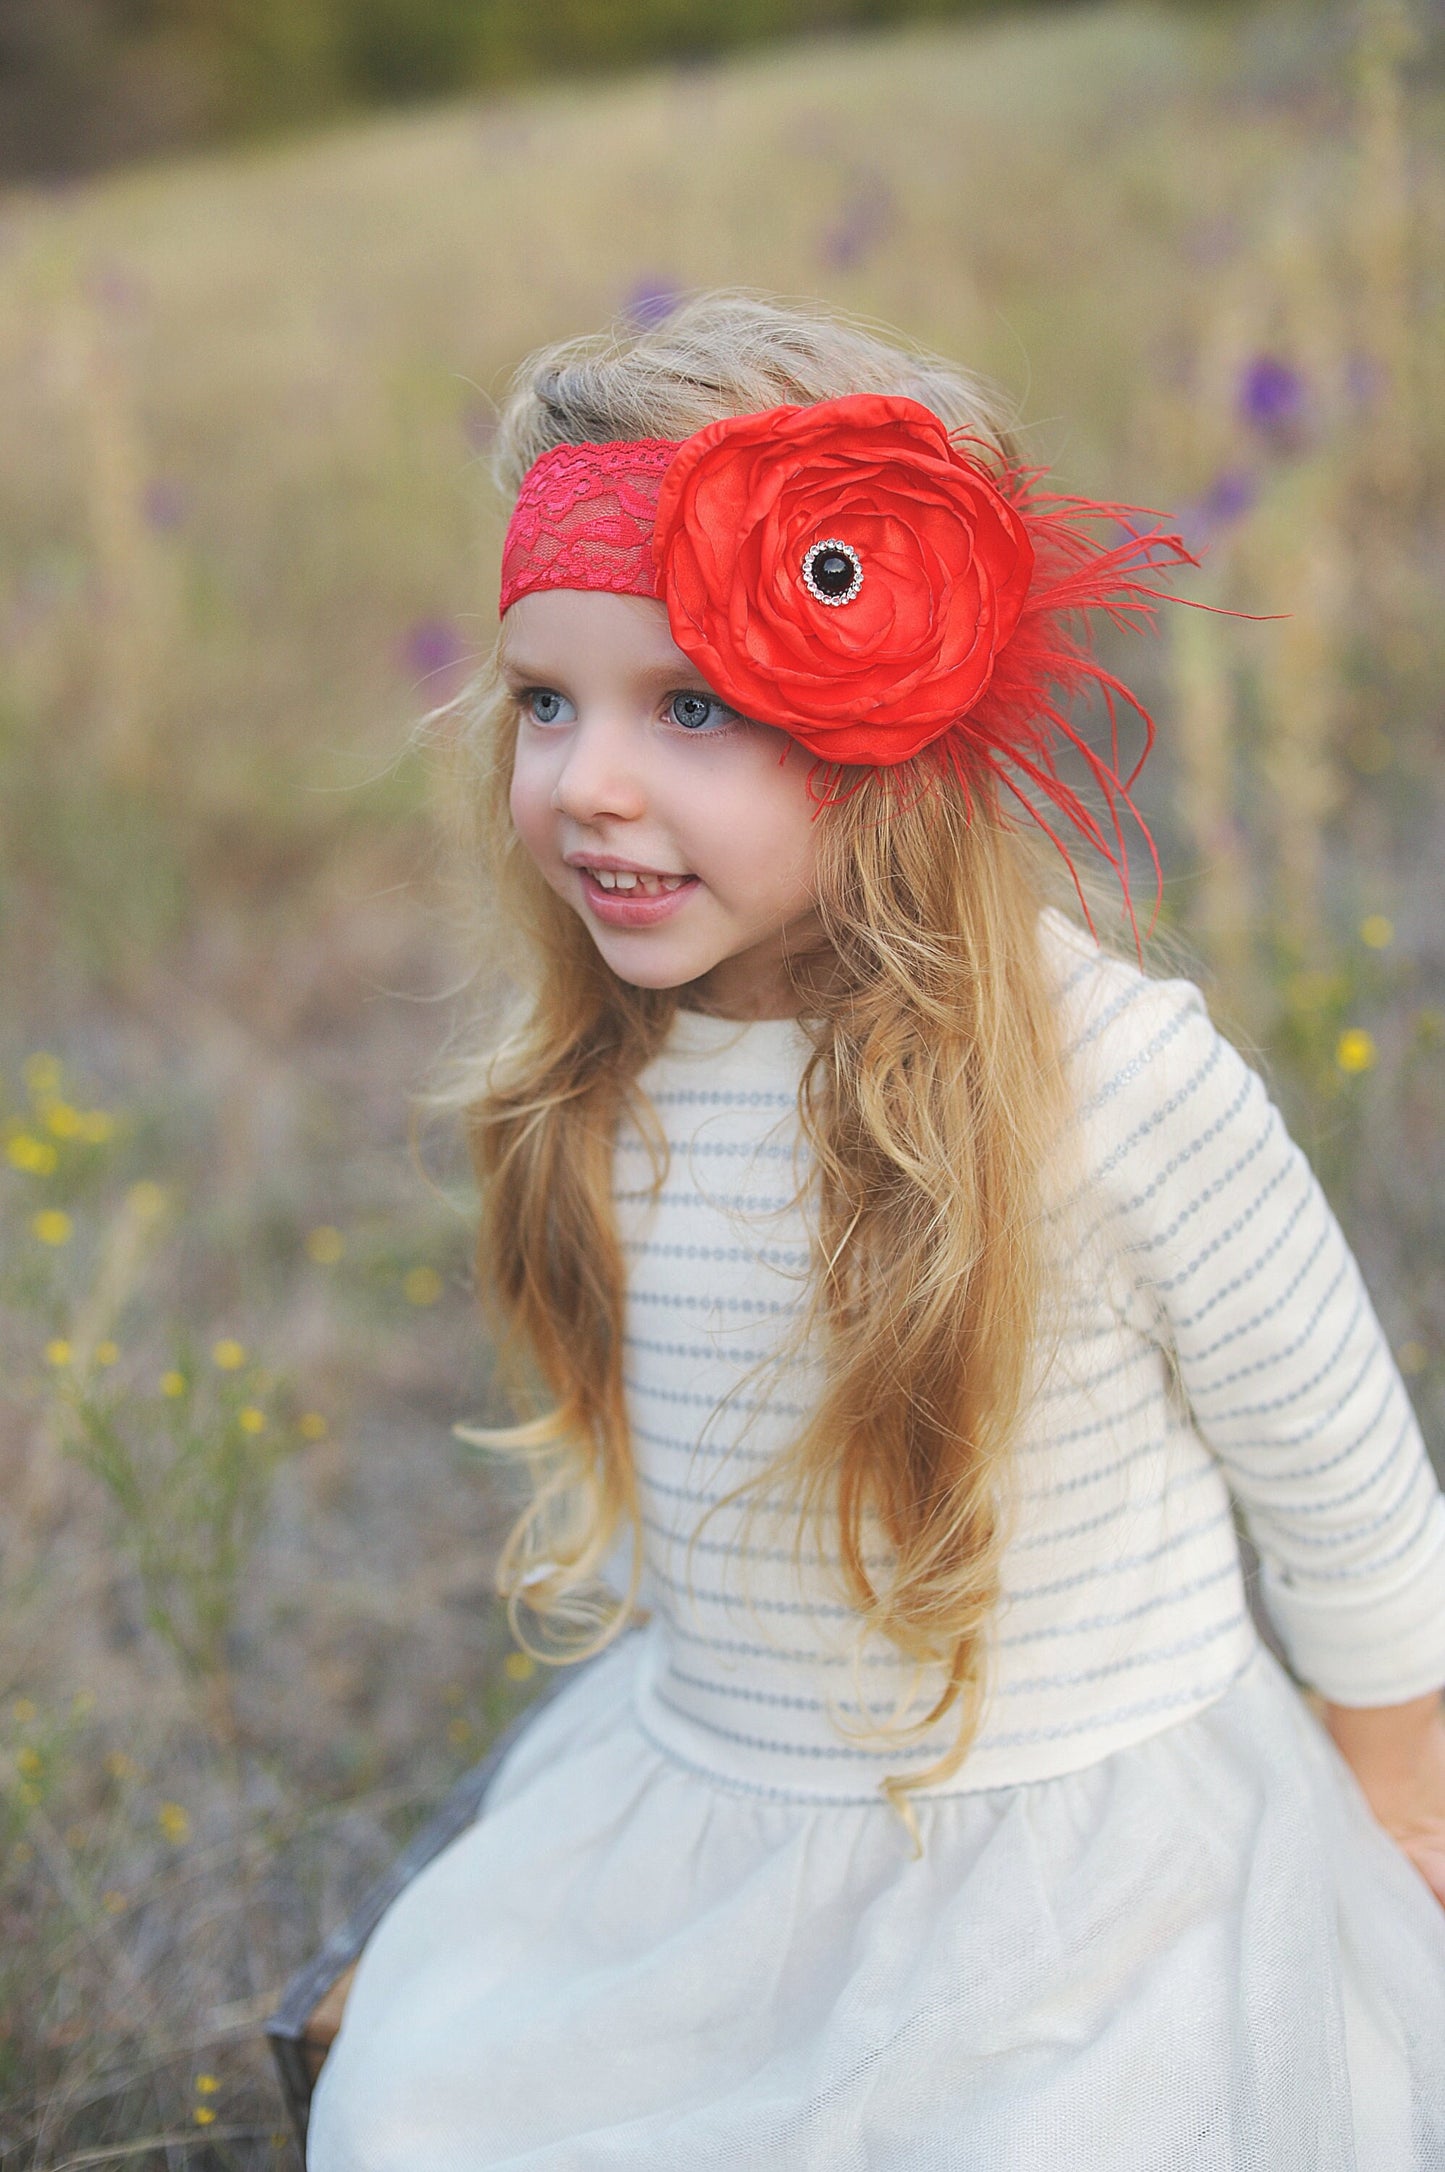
[1,2,1442,2160]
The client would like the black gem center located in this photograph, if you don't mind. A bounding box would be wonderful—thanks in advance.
[809,546,857,597]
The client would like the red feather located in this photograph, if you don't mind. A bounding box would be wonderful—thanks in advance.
[810,463,1198,953]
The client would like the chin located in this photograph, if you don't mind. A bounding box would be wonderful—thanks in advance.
[594,945,711,992]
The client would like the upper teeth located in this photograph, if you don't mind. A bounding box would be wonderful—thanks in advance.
[591,869,687,894]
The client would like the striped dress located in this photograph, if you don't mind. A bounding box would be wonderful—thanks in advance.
[310,909,1445,2172]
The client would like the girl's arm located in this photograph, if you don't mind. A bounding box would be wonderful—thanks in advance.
[1324,1691,1445,1904]
[1065,937,1445,1893]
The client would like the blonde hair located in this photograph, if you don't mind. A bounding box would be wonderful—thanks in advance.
[457,294,1082,1800]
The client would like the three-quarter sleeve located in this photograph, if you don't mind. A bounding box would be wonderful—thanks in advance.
[1070,951,1445,1706]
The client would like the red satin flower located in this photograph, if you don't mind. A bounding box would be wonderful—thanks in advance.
[653,394,1036,766]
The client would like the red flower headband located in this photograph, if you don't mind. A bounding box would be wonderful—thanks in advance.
[499,394,1196,923]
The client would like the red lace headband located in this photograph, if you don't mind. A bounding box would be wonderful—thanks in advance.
[498,393,1195,921]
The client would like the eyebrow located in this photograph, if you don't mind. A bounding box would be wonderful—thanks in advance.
[499,654,700,687]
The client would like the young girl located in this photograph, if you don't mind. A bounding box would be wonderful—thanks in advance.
[308,295,1445,2170]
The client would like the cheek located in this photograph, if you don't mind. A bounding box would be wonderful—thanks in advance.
[708,743,820,905]
[508,743,556,868]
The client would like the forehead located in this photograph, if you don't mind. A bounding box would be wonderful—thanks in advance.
[499,589,690,678]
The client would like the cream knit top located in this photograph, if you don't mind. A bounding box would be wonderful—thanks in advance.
[608,911,1445,1802]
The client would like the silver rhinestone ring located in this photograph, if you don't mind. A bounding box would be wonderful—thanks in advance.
[800,538,864,607]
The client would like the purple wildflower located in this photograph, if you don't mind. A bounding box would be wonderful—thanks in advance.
[143,479,187,532]
[88,260,146,315]
[623,278,680,330]
[1238,355,1308,445]
[819,171,896,272]
[461,402,497,453]
[1176,468,1258,552]
[403,618,467,691]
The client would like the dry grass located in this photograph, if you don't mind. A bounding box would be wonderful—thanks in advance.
[0,1,1441,2160]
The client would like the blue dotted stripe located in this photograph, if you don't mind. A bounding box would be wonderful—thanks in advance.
[648,1086,796,1110]
[1270,1489,1442,1585]
[1073,997,1197,1118]
[629,1286,795,1317]
[640,1504,892,1576]
[1001,1502,1234,1604]
[1012,1382,1165,1459]
[1048,1040,1227,1224]
[1163,1166,1310,1320]
[1195,1284,1368,1425]
[625,1373,811,1421]
[995,1556,1241,1647]
[1185,1248,1348,1396]
[1205,1339,1389,1462]
[1009,1458,1219,1554]
[1159,1151,1304,1294]
[973,1655,1255,1753]
[1255,1409,1414,1522]
[622,1331,780,1366]
[616,1188,800,1215]
[1250,1451,1428,1553]
[619,1235,810,1271]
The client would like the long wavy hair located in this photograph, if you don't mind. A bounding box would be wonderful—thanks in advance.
[452,294,1089,1799]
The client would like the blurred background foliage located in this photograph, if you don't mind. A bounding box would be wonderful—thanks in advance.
[1,0,1443,2161]
[1,0,1248,181]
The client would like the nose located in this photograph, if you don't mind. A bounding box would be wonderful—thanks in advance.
[549,710,648,825]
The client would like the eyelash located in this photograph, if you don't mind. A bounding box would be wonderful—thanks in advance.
[512,687,741,735]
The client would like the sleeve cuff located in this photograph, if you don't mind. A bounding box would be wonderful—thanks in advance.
[1259,1500,1445,1705]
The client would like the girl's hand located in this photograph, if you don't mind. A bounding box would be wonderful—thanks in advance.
[1323,1689,1445,1906]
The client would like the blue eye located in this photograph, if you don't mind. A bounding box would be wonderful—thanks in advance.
[521,687,574,725]
[669,691,735,733]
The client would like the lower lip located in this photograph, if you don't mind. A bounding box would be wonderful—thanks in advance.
[577,870,699,928]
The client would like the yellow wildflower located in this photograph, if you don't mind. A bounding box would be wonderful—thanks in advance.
[404,1266,443,1306]
[45,1339,72,1367]
[212,1339,246,1371]
[1360,914,1394,951]
[503,1652,536,1683]
[6,1134,57,1174]
[18,1783,40,1808]
[193,2107,216,2127]
[16,1747,41,1776]
[95,1340,119,1366]
[44,1102,82,1139]
[306,1224,345,1264]
[298,1411,328,1440]
[1335,1029,1377,1075]
[157,1801,190,1844]
[238,1406,267,1435]
[31,1209,73,1246]
[195,2073,220,2094]
[79,1110,116,1144]
[160,1370,186,1398]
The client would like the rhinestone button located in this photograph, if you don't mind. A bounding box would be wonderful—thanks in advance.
[801,539,864,607]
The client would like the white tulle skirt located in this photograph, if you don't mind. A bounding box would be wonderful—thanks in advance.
[308,1635,1445,2171]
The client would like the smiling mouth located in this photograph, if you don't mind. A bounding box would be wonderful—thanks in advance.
[587,868,692,896]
